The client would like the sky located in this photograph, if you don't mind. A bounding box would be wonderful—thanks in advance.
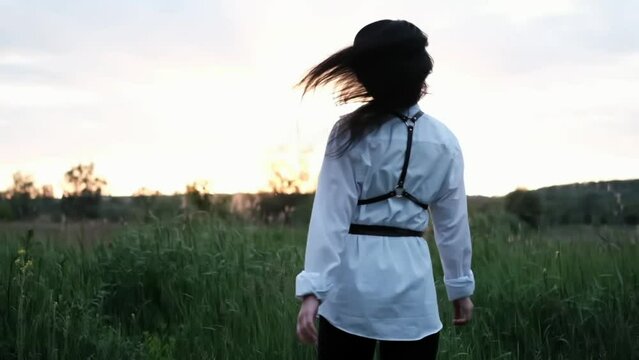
[0,0,637,197]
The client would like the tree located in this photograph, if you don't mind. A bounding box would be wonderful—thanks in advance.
[63,163,107,196]
[257,151,313,224]
[6,172,40,220]
[60,163,107,220]
[185,180,212,211]
[267,147,313,194]
[581,192,600,225]
[133,187,162,221]
[505,188,542,228]
[268,166,309,194]
[41,185,54,198]
[622,203,639,225]
[37,184,58,219]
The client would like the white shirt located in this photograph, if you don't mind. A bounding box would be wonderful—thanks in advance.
[295,103,475,341]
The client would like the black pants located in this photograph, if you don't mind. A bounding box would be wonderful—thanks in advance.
[317,315,440,360]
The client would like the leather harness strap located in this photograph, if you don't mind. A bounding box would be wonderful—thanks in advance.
[356,110,429,210]
[349,110,429,238]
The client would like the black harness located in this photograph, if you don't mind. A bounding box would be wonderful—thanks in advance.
[348,110,428,237]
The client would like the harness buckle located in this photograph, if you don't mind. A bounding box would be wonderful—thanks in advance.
[394,186,405,197]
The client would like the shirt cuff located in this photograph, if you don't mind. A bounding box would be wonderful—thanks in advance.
[443,270,475,301]
[295,271,330,302]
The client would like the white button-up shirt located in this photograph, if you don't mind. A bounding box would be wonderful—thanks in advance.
[295,103,475,341]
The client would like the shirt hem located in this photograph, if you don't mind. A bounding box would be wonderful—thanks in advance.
[317,310,444,341]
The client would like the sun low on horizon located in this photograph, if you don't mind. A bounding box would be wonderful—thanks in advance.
[1,0,637,199]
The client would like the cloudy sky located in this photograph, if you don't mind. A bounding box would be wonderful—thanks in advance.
[0,0,637,197]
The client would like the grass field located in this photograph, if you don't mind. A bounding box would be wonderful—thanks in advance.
[1,214,638,359]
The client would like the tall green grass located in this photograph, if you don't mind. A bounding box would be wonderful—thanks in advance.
[1,215,638,359]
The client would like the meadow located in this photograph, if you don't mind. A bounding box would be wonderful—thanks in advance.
[1,213,638,359]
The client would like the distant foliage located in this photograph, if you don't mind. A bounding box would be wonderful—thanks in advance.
[132,187,162,221]
[185,180,213,212]
[267,146,313,195]
[251,153,315,224]
[505,188,542,227]
[254,193,309,225]
[0,173,60,221]
[502,180,639,227]
[2,160,637,229]
[37,184,58,221]
[6,172,40,220]
[60,163,107,220]
[623,203,639,225]
[268,167,309,195]
[181,181,236,221]
[0,199,11,220]
[537,180,639,226]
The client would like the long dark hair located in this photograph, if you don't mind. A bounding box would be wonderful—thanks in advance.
[298,19,433,157]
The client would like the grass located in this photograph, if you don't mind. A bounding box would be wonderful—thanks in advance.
[1,214,638,359]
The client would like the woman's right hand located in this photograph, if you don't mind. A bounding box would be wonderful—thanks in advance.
[452,297,473,325]
[296,294,320,345]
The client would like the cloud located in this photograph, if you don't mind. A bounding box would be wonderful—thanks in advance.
[0,0,248,63]
[430,0,639,75]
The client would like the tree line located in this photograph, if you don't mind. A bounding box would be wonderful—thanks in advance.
[0,162,315,224]
[504,180,639,227]
[0,163,107,221]
[3,163,637,228]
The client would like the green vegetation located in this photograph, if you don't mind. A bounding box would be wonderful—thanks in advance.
[2,168,638,358]
[3,161,638,230]
[505,180,639,227]
[505,189,542,227]
[1,214,638,359]
[4,171,639,230]
[0,162,314,225]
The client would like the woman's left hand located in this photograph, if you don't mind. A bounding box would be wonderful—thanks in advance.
[296,294,320,345]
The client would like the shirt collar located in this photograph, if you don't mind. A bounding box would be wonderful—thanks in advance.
[397,102,422,118]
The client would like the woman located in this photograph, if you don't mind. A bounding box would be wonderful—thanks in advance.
[294,19,475,359]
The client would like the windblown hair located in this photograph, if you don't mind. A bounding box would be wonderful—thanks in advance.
[298,20,433,157]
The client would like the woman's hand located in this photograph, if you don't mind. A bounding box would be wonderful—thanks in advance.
[296,294,320,345]
[452,297,473,325]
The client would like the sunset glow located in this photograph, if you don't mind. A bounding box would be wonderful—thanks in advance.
[1,1,637,197]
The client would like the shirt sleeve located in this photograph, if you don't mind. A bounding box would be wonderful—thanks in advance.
[429,145,476,301]
[295,121,359,302]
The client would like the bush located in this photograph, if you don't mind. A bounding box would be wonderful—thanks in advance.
[505,189,542,227]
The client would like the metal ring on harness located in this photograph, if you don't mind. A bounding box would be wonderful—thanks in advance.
[356,109,429,210]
